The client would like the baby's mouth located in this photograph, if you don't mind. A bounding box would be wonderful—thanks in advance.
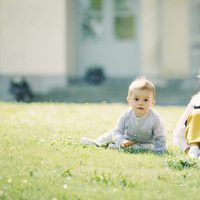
[137,107,144,110]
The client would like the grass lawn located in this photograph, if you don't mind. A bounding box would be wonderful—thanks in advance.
[0,102,200,200]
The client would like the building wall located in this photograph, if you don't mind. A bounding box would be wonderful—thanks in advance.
[140,0,189,79]
[66,0,76,78]
[0,0,68,94]
[161,0,189,78]
[140,0,159,77]
[0,0,192,101]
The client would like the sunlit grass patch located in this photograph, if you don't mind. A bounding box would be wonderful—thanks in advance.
[1,102,200,200]
[166,157,200,171]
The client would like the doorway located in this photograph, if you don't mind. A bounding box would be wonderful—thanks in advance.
[75,0,140,78]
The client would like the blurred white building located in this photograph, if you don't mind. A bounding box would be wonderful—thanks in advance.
[0,0,199,97]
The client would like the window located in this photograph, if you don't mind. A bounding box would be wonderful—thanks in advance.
[113,0,136,39]
[79,0,104,40]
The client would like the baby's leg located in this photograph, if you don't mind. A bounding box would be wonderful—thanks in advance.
[95,131,113,146]
[185,109,200,145]
[81,131,113,147]
[185,109,200,158]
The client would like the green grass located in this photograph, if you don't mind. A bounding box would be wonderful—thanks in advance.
[0,102,200,200]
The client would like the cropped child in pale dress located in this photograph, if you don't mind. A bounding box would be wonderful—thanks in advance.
[81,77,167,153]
[173,72,200,158]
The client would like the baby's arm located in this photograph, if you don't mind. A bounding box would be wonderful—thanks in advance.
[120,140,135,148]
[112,109,130,147]
[153,115,166,153]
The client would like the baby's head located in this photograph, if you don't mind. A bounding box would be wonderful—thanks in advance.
[127,77,156,117]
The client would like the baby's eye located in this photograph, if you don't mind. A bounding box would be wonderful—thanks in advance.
[144,99,149,102]
[134,98,139,101]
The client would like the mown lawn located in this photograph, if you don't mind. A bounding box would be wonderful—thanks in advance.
[0,102,200,200]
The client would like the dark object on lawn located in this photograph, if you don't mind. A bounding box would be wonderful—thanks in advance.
[9,77,33,102]
[85,65,105,85]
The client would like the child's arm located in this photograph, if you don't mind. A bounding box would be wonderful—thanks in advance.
[112,109,131,147]
[120,140,135,148]
[173,101,193,152]
[153,115,166,153]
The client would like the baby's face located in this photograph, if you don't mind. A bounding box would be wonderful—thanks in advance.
[128,89,155,117]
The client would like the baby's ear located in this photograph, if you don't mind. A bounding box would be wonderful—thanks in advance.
[127,97,132,105]
[153,99,156,105]
[127,97,129,103]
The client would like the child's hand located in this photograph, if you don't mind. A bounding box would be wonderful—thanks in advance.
[120,140,135,148]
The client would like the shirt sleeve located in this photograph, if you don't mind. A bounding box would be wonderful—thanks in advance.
[153,114,167,153]
[173,101,193,151]
[112,109,130,147]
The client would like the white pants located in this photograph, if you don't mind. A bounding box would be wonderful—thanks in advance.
[95,132,113,146]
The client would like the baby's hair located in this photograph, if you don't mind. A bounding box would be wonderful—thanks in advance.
[127,76,156,99]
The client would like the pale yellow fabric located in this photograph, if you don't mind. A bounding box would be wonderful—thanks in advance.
[185,109,200,145]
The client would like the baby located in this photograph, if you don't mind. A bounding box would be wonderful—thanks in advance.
[81,77,166,153]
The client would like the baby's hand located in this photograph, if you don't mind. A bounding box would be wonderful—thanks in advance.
[120,140,135,148]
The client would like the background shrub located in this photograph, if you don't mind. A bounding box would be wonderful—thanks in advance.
[85,65,106,85]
